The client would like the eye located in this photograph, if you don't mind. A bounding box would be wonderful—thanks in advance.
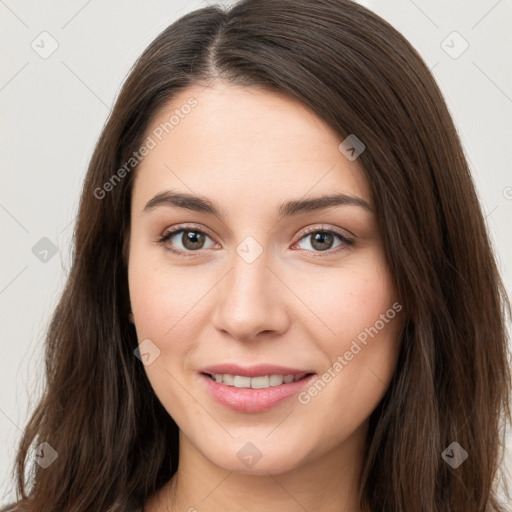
[157,224,354,258]
[292,225,354,256]
[158,225,217,257]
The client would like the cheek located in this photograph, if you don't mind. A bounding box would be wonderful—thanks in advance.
[300,250,400,346]
[128,240,200,340]
[127,249,200,419]
[127,243,196,386]
[295,251,402,422]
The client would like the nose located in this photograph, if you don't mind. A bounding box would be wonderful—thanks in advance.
[211,247,290,343]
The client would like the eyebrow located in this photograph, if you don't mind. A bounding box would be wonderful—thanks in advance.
[143,190,373,218]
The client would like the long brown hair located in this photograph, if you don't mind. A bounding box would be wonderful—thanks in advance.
[5,1,511,511]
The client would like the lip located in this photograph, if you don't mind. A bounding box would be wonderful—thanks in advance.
[199,368,316,413]
[199,363,314,378]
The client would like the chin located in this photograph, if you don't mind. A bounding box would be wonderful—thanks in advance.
[199,437,307,475]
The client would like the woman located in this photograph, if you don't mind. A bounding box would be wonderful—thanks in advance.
[4,0,511,511]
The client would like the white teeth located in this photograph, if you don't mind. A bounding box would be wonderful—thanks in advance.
[210,373,308,389]
[233,376,251,388]
[222,374,234,385]
[269,375,284,386]
[250,376,269,389]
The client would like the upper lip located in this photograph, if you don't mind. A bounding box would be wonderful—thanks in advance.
[199,364,315,378]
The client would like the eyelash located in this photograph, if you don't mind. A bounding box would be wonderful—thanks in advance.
[157,224,355,258]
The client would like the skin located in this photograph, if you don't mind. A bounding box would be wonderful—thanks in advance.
[127,82,404,512]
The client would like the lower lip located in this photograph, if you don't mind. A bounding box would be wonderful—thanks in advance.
[200,373,316,413]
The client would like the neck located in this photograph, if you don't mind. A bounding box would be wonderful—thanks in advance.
[146,422,369,512]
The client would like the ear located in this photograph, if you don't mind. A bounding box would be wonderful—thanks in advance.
[128,312,135,324]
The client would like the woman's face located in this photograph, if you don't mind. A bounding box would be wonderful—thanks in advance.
[128,82,404,474]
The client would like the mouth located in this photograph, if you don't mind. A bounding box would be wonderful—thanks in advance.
[199,368,316,413]
[202,372,313,388]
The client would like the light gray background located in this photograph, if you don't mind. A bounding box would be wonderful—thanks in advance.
[1,0,511,506]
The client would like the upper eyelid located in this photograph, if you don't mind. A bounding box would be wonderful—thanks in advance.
[301,224,354,239]
[161,223,216,241]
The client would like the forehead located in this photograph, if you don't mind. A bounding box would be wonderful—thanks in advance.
[132,82,371,211]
